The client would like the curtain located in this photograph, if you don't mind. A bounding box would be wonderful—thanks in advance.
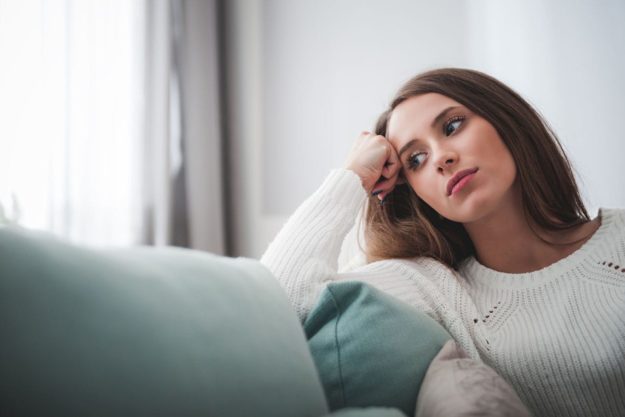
[0,0,146,245]
[143,0,227,254]
[0,0,228,254]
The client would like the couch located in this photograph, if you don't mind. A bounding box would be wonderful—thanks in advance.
[0,226,531,417]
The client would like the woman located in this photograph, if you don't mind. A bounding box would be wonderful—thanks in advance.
[260,68,625,417]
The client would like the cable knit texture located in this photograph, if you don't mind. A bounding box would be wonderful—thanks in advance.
[260,168,625,417]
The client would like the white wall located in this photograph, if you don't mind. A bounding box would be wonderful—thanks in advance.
[465,0,625,215]
[225,0,625,258]
[261,0,470,215]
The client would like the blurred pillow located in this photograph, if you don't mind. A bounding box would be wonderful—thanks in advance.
[328,407,407,417]
[415,339,532,417]
[0,226,328,417]
[304,281,451,417]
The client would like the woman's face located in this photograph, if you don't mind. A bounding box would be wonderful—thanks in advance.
[386,93,518,224]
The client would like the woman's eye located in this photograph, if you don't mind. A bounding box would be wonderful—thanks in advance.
[407,152,427,170]
[444,116,465,136]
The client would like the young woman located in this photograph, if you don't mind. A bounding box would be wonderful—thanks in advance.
[260,68,625,417]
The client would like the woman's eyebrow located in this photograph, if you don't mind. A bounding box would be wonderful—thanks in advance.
[397,105,460,159]
[431,105,460,129]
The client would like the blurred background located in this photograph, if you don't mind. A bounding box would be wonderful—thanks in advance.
[1,0,624,258]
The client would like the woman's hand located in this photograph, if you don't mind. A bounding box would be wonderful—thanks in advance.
[344,131,405,201]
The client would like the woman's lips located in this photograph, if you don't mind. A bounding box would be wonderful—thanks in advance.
[447,168,479,196]
[450,172,476,195]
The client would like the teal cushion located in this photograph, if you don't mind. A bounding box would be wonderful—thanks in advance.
[304,281,451,417]
[328,407,407,417]
[0,226,328,417]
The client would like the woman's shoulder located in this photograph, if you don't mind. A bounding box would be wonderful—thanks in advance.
[349,255,461,279]
[598,207,625,234]
[339,256,466,308]
[600,206,625,217]
[583,207,625,255]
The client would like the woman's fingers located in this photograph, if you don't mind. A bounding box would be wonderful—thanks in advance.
[344,132,392,193]
[373,140,405,201]
[381,143,399,178]
[344,131,408,201]
[372,176,398,201]
[372,171,403,199]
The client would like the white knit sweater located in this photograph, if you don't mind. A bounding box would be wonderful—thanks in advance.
[260,168,625,417]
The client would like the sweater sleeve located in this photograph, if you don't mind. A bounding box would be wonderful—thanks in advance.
[260,168,367,322]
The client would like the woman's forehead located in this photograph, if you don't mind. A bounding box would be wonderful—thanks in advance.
[387,93,462,144]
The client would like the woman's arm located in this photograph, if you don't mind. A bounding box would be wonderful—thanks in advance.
[260,168,367,322]
[261,131,403,322]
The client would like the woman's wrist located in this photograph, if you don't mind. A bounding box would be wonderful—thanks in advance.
[344,165,373,193]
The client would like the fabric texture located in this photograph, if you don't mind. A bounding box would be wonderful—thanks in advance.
[305,281,451,416]
[0,226,328,417]
[327,408,407,417]
[260,167,625,417]
[415,339,531,417]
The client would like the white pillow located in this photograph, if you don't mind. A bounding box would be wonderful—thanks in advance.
[415,339,532,417]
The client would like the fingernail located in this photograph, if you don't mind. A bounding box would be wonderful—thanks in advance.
[371,190,383,196]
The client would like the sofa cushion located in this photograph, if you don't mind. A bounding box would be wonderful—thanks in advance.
[304,281,451,417]
[328,407,407,417]
[415,339,532,417]
[0,226,328,417]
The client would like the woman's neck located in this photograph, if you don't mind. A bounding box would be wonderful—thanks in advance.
[462,197,599,274]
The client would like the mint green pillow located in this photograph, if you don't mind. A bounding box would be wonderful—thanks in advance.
[328,407,407,417]
[304,281,451,417]
[0,226,328,417]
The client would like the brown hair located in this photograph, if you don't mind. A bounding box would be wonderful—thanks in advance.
[363,67,590,269]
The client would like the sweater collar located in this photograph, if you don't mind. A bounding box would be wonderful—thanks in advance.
[459,208,622,289]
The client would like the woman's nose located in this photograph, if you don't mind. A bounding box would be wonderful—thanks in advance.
[435,150,458,173]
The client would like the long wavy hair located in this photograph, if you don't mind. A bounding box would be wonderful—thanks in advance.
[362,68,590,269]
